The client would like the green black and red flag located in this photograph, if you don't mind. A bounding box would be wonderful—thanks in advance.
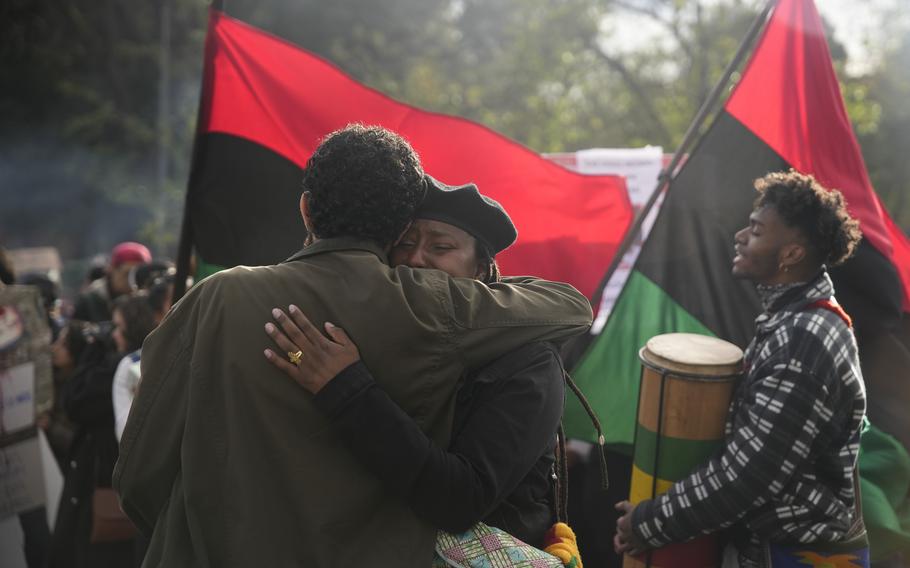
[563,0,910,558]
[180,10,632,299]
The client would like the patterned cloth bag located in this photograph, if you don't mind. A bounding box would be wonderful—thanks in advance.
[433,522,564,568]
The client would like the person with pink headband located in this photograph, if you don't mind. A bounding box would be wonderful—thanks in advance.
[73,241,151,322]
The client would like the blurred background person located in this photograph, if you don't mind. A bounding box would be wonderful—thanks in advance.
[111,292,161,442]
[50,291,156,568]
[18,272,65,339]
[129,260,174,292]
[145,274,174,324]
[111,286,171,565]
[83,256,108,291]
[73,242,151,322]
[44,321,91,467]
[49,318,124,568]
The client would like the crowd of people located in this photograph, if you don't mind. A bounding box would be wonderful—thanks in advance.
[2,124,878,568]
[1,241,174,568]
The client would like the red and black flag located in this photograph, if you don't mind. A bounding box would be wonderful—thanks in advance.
[180,10,632,299]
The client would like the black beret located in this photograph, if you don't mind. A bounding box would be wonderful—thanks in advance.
[417,175,518,255]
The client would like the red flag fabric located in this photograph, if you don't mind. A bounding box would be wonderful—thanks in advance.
[725,0,910,310]
[200,10,632,299]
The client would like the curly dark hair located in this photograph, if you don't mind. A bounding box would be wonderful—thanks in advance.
[302,124,425,247]
[754,170,862,266]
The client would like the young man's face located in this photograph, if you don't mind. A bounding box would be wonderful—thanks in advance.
[732,205,803,285]
[390,219,481,279]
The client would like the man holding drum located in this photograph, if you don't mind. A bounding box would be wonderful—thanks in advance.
[615,170,868,567]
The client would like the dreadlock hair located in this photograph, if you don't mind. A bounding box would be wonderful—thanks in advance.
[754,170,862,267]
[302,124,425,248]
[475,241,502,284]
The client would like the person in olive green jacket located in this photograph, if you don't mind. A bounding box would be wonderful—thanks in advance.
[113,124,593,568]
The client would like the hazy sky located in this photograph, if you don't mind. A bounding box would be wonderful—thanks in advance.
[605,0,906,76]
[819,0,905,73]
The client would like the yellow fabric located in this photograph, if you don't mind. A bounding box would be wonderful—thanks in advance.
[543,522,582,568]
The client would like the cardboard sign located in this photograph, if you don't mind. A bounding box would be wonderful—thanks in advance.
[0,431,63,523]
[0,363,35,435]
[0,286,53,445]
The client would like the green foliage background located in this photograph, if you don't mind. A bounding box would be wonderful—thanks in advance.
[1,0,907,262]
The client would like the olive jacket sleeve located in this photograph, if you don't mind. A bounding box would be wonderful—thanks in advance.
[441,275,592,371]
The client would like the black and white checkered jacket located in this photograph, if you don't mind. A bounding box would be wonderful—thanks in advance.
[631,270,866,566]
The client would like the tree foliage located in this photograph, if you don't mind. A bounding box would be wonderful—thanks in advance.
[850,16,910,228]
[0,0,205,258]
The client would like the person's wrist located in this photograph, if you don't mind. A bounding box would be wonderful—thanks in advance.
[312,361,372,416]
[629,499,655,548]
[307,373,335,394]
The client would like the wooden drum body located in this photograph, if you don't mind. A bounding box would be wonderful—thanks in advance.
[624,333,743,568]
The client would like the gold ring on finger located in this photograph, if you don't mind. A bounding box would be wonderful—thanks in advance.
[288,350,303,364]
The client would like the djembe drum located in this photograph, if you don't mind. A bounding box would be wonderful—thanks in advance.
[624,333,743,568]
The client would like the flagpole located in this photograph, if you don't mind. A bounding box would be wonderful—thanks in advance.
[589,0,778,311]
[173,3,223,303]
[172,97,205,302]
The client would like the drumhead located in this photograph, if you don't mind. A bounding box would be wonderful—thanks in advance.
[641,333,743,377]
